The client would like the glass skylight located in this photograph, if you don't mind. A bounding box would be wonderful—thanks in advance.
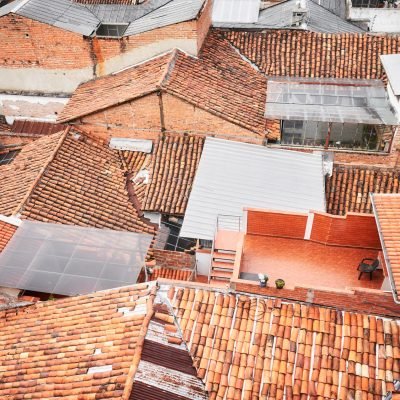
[0,221,152,296]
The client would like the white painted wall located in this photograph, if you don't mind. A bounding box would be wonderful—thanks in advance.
[348,7,400,32]
[195,249,212,276]
[0,93,69,123]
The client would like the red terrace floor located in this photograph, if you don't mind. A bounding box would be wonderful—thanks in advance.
[240,235,384,291]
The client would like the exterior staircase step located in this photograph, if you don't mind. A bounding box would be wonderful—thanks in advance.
[211,261,234,270]
[213,252,236,262]
[210,270,233,280]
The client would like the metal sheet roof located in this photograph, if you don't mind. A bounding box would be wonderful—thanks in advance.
[212,0,260,23]
[381,54,400,96]
[0,0,203,36]
[15,0,100,35]
[265,77,399,125]
[214,0,363,33]
[124,0,203,36]
[86,0,171,23]
[180,138,326,240]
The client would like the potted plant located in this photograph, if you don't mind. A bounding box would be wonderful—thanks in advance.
[275,279,285,289]
[258,273,269,288]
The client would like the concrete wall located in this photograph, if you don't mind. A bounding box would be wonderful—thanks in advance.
[348,7,400,32]
[0,94,69,123]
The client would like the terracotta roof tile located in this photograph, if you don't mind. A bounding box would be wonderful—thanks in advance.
[170,286,400,399]
[142,134,204,215]
[10,120,65,137]
[0,130,66,216]
[164,34,267,135]
[223,30,400,80]
[372,194,400,300]
[58,52,174,123]
[148,267,193,281]
[0,283,154,400]
[326,164,400,215]
[0,220,17,252]
[20,131,155,234]
[59,35,267,135]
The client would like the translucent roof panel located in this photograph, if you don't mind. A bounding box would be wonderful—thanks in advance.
[0,221,153,296]
[265,78,399,125]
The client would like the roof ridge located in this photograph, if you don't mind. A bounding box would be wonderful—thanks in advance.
[12,127,70,216]
[158,49,180,89]
[122,285,157,399]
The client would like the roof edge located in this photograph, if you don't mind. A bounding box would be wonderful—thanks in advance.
[12,127,70,216]
[370,192,400,305]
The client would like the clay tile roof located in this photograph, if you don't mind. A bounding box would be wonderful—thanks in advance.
[0,130,66,216]
[372,194,400,301]
[148,267,193,281]
[10,120,65,137]
[58,35,267,134]
[223,30,400,80]
[0,129,155,234]
[137,133,205,215]
[0,220,17,252]
[58,52,175,123]
[21,131,155,234]
[164,34,267,134]
[326,164,400,216]
[0,283,155,400]
[170,286,400,399]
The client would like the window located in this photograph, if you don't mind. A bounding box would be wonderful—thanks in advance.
[281,121,392,151]
[0,150,20,165]
[351,0,385,7]
[95,24,128,38]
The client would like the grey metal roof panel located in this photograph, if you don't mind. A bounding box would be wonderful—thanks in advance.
[15,0,99,35]
[124,0,204,36]
[212,0,260,23]
[214,0,363,33]
[0,0,26,18]
[381,54,400,96]
[180,138,326,240]
[87,0,171,23]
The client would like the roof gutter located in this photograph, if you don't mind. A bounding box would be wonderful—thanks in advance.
[370,193,400,305]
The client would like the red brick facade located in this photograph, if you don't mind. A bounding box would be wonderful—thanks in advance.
[73,91,263,143]
[233,281,400,318]
[153,249,195,269]
[246,209,308,239]
[311,213,381,249]
[245,209,381,249]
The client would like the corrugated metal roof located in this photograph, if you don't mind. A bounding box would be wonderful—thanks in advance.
[15,0,100,35]
[381,54,400,96]
[11,120,65,136]
[86,0,171,23]
[180,138,326,240]
[0,0,204,36]
[212,0,260,23]
[124,0,203,36]
[214,0,363,33]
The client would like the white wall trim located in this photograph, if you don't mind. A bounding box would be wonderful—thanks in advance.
[304,212,314,240]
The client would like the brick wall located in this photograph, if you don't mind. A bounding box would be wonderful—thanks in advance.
[196,0,213,52]
[246,209,308,239]
[311,213,381,249]
[233,281,400,318]
[73,92,263,144]
[0,15,92,69]
[153,249,195,268]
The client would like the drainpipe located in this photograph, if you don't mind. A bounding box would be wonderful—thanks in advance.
[370,193,400,305]
[324,122,332,150]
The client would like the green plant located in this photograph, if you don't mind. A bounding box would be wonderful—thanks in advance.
[275,279,285,289]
